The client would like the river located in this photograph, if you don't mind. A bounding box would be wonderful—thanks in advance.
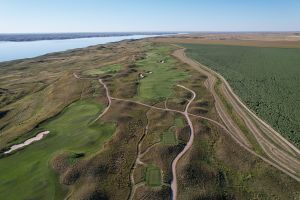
[0,34,162,62]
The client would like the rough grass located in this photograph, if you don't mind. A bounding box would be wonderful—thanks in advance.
[145,165,161,187]
[214,78,263,154]
[177,119,300,200]
[0,100,115,200]
[183,43,300,147]
[135,45,189,101]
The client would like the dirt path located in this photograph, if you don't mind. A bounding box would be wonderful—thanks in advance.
[74,73,263,198]
[73,74,112,121]
[172,48,300,182]
[91,79,112,123]
[170,85,196,200]
[74,66,299,200]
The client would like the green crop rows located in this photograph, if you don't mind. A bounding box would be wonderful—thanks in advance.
[183,44,300,147]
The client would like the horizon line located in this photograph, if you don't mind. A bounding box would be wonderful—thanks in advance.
[0,31,300,34]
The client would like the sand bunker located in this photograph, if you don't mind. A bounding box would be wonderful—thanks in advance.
[4,131,50,154]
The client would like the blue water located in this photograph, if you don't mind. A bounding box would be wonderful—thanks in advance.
[0,34,160,62]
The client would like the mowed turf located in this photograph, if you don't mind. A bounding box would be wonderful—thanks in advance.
[0,100,115,200]
[183,43,300,147]
[83,64,122,75]
[175,117,185,128]
[161,131,177,145]
[136,45,189,101]
[145,165,161,187]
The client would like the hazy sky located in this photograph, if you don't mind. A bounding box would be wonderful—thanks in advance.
[1,0,299,33]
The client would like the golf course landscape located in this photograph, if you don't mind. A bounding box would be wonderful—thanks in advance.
[1,32,300,199]
[2,0,300,199]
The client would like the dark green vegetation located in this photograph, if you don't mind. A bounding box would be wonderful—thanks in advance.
[183,43,300,147]
[145,165,161,186]
[0,100,115,200]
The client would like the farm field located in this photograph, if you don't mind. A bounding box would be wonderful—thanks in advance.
[183,44,300,147]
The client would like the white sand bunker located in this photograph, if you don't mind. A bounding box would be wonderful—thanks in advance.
[4,131,50,154]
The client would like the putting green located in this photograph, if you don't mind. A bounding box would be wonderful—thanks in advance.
[145,165,161,187]
[175,117,185,128]
[83,64,121,75]
[161,131,177,145]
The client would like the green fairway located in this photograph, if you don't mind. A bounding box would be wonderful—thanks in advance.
[136,45,189,101]
[161,131,177,145]
[183,44,300,147]
[83,64,122,75]
[145,165,161,186]
[0,100,115,200]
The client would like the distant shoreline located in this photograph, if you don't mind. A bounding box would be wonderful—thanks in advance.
[0,32,179,42]
[0,34,175,63]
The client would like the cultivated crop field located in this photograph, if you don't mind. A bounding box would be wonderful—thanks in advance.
[183,44,300,147]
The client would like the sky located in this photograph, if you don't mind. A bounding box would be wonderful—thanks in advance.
[1,0,300,33]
